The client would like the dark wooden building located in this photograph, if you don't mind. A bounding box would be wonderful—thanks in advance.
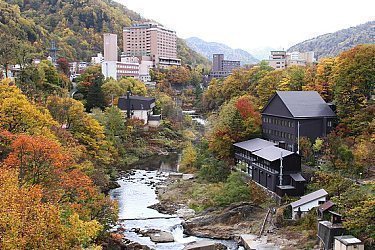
[234,138,305,196]
[261,91,336,152]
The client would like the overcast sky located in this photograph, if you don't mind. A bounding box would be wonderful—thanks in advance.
[116,0,374,52]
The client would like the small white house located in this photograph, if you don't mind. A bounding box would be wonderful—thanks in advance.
[290,189,328,219]
[117,95,160,126]
[334,236,364,250]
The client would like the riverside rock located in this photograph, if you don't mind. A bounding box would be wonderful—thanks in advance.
[183,240,227,250]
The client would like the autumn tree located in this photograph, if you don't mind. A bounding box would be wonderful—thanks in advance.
[0,79,57,136]
[57,57,70,76]
[256,70,284,109]
[166,66,190,84]
[180,142,197,172]
[304,58,336,102]
[209,95,261,159]
[332,44,375,135]
[3,134,71,186]
[0,168,103,249]
[344,199,375,245]
[77,65,106,111]
[279,66,306,91]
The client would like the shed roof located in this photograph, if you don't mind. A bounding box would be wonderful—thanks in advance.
[118,95,155,110]
[290,189,328,208]
[290,173,306,182]
[233,138,276,153]
[264,91,336,118]
[318,200,335,213]
[252,146,294,162]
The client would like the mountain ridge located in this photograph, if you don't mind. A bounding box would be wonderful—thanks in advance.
[185,37,259,65]
[288,21,375,59]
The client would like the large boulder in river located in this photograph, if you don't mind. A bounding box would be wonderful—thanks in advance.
[183,240,226,250]
[146,230,174,243]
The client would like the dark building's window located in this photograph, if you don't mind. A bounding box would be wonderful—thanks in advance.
[328,121,332,127]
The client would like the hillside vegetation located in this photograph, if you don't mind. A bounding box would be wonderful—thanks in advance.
[1,0,208,65]
[288,21,375,59]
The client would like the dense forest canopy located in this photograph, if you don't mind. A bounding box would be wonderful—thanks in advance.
[0,0,209,66]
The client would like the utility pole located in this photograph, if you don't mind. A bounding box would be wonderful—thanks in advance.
[297,121,300,154]
[279,151,283,186]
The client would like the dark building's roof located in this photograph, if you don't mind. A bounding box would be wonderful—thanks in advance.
[118,95,155,110]
[233,138,276,152]
[290,189,328,208]
[264,91,336,118]
[318,200,335,213]
[252,146,294,162]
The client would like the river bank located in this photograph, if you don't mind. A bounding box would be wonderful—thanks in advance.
[154,177,267,241]
[152,175,321,249]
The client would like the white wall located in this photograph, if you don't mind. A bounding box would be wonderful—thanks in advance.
[292,196,326,219]
[139,60,153,82]
[132,110,151,125]
[102,61,117,80]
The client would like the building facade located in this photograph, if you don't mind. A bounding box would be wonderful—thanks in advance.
[234,138,305,197]
[104,33,118,61]
[262,91,336,152]
[117,95,161,126]
[101,60,139,80]
[210,54,241,78]
[267,51,287,70]
[290,189,328,219]
[102,34,140,80]
[123,22,180,67]
[267,50,316,70]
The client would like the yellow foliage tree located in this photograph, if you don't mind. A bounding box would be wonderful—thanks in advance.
[0,79,57,136]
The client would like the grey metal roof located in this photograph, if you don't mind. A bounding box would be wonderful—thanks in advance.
[233,138,276,152]
[275,91,336,118]
[290,173,306,182]
[252,146,294,162]
[118,95,155,111]
[290,189,328,208]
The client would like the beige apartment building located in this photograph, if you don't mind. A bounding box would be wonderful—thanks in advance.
[104,33,118,61]
[123,22,180,67]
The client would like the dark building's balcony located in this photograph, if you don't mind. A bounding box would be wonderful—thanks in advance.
[252,162,278,174]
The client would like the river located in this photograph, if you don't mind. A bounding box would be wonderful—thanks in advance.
[109,153,241,250]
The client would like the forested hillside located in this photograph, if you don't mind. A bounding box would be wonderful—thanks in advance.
[0,0,208,65]
[288,21,375,59]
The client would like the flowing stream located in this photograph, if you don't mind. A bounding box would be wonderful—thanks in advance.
[109,154,240,249]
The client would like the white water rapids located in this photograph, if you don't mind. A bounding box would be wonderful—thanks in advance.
[110,168,240,249]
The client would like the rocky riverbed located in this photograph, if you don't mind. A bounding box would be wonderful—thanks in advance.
[108,167,241,250]
[153,177,267,242]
